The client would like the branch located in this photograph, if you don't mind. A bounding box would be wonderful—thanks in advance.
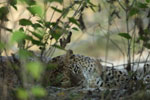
[117,0,126,11]
[0,24,12,32]
[130,0,136,9]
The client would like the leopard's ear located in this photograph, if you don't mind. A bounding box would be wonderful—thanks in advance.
[63,49,74,65]
[65,49,74,59]
[66,49,73,55]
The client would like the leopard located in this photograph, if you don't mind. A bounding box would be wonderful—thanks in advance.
[48,50,150,89]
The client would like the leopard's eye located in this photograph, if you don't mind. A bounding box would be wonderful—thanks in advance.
[70,54,75,59]
[52,58,56,62]
[52,58,57,62]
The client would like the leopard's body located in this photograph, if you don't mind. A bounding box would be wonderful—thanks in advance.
[50,52,150,89]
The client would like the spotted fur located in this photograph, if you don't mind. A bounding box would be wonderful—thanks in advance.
[49,53,150,89]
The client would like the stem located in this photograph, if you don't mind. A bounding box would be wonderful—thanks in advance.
[105,25,110,66]
[125,0,136,71]
[132,22,136,63]
[118,0,137,71]
[126,10,131,71]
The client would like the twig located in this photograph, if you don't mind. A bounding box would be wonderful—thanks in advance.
[42,2,77,57]
[131,22,136,63]
[117,0,126,11]
[0,24,12,32]
[98,58,114,66]
[105,25,110,66]
[126,10,131,71]
[110,39,125,57]
[41,5,58,57]
[117,0,137,71]
[137,45,144,69]
[114,60,150,67]
[44,1,85,57]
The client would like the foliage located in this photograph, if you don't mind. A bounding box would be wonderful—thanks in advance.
[0,0,96,99]
[0,0,150,99]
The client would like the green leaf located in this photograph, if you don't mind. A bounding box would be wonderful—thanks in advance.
[50,28,64,40]
[129,8,139,16]
[37,20,43,24]
[26,35,44,46]
[137,2,148,8]
[32,23,43,29]
[139,36,145,41]
[10,0,17,10]
[89,6,96,12]
[46,0,63,3]
[17,88,28,100]
[51,32,62,40]
[31,31,43,40]
[11,30,26,43]
[31,39,44,46]
[69,17,80,27]
[74,0,82,3]
[45,22,51,28]
[25,0,36,5]
[0,7,9,20]
[27,5,43,17]
[72,27,79,31]
[51,22,57,26]
[26,62,43,79]
[146,0,150,3]
[18,49,33,59]
[144,43,150,49]
[0,42,5,49]
[87,0,96,7]
[19,19,32,26]
[25,35,33,40]
[118,33,131,39]
[31,86,46,97]
[51,6,62,13]
[18,0,36,5]
[62,8,69,18]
